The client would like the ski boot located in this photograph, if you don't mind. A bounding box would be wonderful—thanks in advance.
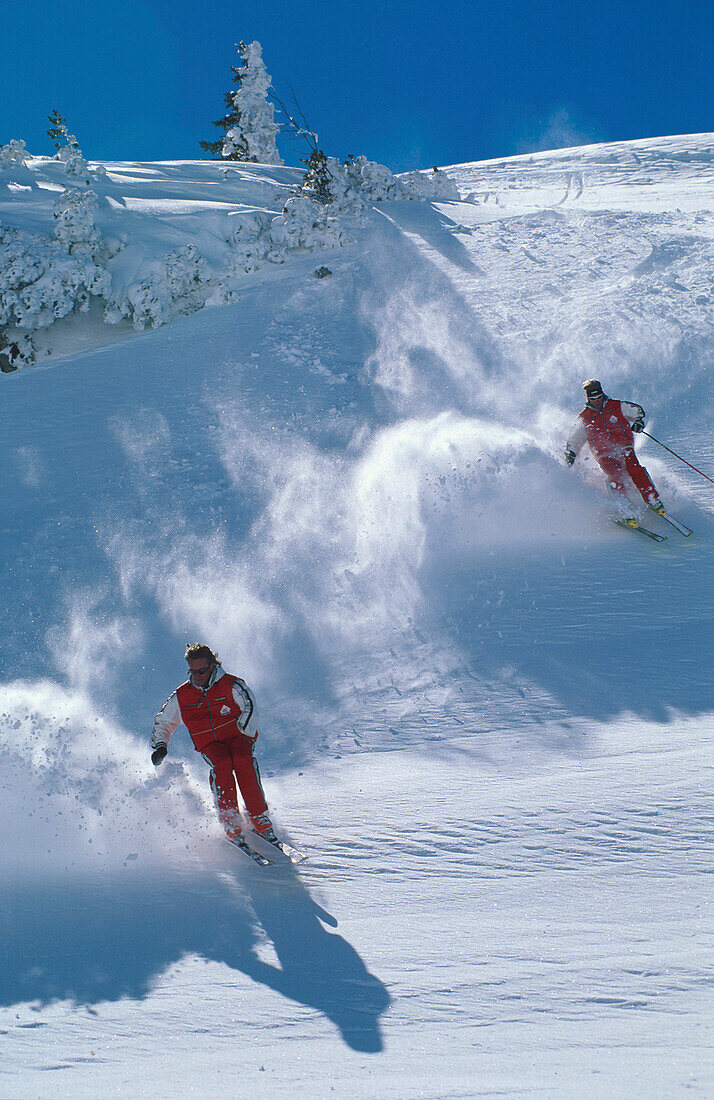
[251,811,278,844]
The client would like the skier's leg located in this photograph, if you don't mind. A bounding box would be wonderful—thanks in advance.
[596,454,629,495]
[201,742,242,834]
[229,734,269,823]
[624,449,660,506]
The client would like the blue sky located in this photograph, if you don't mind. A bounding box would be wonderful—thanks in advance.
[3,0,712,171]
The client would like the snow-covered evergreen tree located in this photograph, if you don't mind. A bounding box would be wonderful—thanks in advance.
[199,63,246,158]
[221,41,282,165]
[303,148,334,204]
[47,110,91,181]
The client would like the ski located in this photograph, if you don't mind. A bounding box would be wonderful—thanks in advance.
[650,508,692,537]
[613,518,667,543]
[254,832,308,864]
[227,834,275,866]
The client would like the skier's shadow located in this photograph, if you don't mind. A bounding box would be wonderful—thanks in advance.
[0,862,390,1054]
[223,862,391,1053]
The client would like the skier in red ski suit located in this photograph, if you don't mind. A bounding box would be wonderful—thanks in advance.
[151,643,277,844]
[565,379,665,517]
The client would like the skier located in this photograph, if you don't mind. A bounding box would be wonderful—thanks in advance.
[565,379,665,520]
[151,643,277,846]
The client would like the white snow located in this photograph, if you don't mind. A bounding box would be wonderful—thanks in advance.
[0,133,713,1098]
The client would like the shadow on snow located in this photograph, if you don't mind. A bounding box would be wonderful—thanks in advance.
[0,864,390,1054]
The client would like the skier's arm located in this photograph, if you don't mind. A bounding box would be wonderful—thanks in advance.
[620,401,646,433]
[152,691,182,757]
[232,678,259,740]
[565,418,587,464]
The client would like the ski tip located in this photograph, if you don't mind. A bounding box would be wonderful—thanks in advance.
[268,839,308,864]
[250,829,308,865]
[648,505,694,537]
[612,518,667,542]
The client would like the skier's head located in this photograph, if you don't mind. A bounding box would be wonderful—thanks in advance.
[583,378,606,409]
[185,643,219,688]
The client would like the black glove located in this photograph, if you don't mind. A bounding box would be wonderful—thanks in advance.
[565,449,576,467]
[151,743,168,766]
[632,417,644,433]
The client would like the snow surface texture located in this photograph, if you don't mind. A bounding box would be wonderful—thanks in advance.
[1,133,713,1097]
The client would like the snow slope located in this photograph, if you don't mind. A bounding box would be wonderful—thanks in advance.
[1,134,713,1097]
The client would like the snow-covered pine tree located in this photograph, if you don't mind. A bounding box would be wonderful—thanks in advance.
[199,63,246,158]
[47,109,76,153]
[47,110,89,179]
[303,148,334,204]
[221,41,282,165]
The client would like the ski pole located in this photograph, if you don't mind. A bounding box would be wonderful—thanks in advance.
[642,431,714,486]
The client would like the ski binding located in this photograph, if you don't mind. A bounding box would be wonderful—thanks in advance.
[227,834,275,866]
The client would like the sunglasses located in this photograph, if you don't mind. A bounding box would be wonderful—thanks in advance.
[189,664,213,675]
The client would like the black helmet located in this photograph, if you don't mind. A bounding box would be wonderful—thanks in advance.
[582,378,605,403]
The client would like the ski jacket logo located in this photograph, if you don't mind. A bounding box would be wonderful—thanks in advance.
[176,673,246,751]
[579,399,635,457]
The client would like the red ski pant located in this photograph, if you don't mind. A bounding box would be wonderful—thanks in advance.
[200,732,268,830]
[596,449,658,504]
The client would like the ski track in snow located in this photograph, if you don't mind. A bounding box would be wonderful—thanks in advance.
[1,134,713,1097]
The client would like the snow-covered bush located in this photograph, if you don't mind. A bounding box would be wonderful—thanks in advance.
[0,140,38,196]
[0,225,111,331]
[227,211,274,270]
[222,41,282,165]
[53,187,102,255]
[302,153,460,212]
[300,153,390,215]
[267,193,348,260]
[0,329,34,370]
[400,167,460,200]
[0,117,113,368]
[104,245,207,331]
[206,195,348,304]
[206,214,273,304]
[0,140,29,167]
[339,157,461,203]
[0,220,112,368]
[12,258,110,329]
[342,156,405,203]
[166,244,207,300]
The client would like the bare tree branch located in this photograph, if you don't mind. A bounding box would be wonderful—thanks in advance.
[270,85,319,151]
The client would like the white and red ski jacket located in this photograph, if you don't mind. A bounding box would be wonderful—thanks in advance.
[152,664,259,752]
[566,398,645,460]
